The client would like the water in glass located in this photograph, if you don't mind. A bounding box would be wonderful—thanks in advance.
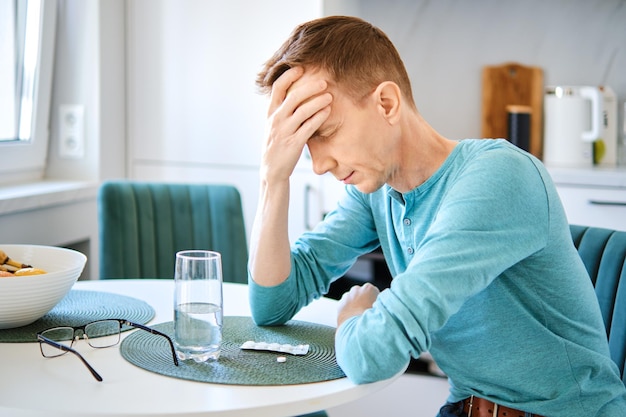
[173,250,223,363]
[174,301,222,362]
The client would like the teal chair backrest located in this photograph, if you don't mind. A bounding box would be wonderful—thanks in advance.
[98,181,248,283]
[570,224,626,382]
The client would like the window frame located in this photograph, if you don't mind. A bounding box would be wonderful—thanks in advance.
[0,0,57,185]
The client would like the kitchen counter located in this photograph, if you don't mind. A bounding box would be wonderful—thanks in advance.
[0,180,100,279]
[0,180,99,216]
[547,166,626,188]
[546,165,626,231]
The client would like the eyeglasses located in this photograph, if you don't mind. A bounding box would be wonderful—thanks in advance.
[37,319,179,381]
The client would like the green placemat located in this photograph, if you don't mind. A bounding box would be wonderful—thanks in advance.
[120,316,346,385]
[0,290,155,342]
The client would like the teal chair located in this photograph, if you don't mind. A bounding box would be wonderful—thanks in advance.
[570,224,626,382]
[97,180,248,283]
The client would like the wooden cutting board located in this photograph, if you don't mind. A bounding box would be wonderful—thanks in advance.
[481,62,544,159]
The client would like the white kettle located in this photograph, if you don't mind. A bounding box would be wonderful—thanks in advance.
[543,86,617,167]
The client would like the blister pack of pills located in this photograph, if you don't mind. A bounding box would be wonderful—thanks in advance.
[240,340,310,355]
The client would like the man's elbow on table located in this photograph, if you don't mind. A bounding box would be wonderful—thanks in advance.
[250,309,285,327]
[248,275,298,326]
[249,294,293,326]
[335,316,408,384]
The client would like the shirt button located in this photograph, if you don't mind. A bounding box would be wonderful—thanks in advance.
[407,247,414,255]
[403,218,411,226]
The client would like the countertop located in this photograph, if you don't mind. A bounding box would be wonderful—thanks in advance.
[0,180,99,216]
[546,166,626,188]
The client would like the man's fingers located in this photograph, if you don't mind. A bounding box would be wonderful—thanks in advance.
[291,93,332,137]
[267,91,332,147]
[298,106,331,141]
[268,67,303,115]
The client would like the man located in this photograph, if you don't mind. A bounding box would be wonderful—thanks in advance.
[247,15,626,417]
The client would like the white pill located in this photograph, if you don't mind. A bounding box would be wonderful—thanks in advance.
[276,356,287,363]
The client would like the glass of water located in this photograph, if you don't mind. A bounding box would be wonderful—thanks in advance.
[173,250,223,363]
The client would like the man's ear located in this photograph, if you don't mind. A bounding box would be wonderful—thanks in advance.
[373,81,401,124]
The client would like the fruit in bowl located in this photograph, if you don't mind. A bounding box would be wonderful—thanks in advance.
[0,245,87,329]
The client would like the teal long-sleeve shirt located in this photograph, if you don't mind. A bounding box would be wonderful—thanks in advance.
[248,139,626,416]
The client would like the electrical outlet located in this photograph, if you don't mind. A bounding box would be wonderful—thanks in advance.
[58,105,85,159]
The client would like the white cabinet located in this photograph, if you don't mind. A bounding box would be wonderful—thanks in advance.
[556,186,626,231]
[126,0,323,243]
[548,167,626,232]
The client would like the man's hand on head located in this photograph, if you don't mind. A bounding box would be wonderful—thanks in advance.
[261,67,332,185]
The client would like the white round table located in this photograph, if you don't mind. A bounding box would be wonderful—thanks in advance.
[0,279,400,417]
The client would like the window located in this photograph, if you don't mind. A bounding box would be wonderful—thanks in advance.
[0,0,37,142]
[0,0,57,184]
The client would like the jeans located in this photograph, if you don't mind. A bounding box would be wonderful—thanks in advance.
[438,400,537,417]
[437,401,467,417]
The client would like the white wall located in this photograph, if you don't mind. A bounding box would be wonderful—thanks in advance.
[125,0,626,241]
[330,0,626,142]
[9,0,623,279]
[126,0,324,242]
[0,0,127,280]
[46,0,626,187]
[46,0,126,181]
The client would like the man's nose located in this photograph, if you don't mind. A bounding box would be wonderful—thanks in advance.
[307,143,336,175]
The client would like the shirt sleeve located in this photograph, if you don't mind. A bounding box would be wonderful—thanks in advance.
[249,186,381,325]
[335,148,551,383]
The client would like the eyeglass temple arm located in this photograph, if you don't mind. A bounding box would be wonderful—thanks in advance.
[121,320,180,366]
[37,335,103,382]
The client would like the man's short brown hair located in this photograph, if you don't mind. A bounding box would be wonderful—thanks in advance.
[256,16,415,107]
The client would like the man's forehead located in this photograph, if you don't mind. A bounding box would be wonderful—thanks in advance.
[293,67,335,89]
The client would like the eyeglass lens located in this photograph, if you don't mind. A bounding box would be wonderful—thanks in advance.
[39,320,122,357]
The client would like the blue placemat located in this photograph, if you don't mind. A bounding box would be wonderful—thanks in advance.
[120,316,345,385]
[0,290,155,342]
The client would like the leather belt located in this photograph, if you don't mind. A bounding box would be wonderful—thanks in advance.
[463,395,544,417]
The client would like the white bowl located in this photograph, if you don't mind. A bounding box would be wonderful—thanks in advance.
[0,244,87,329]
